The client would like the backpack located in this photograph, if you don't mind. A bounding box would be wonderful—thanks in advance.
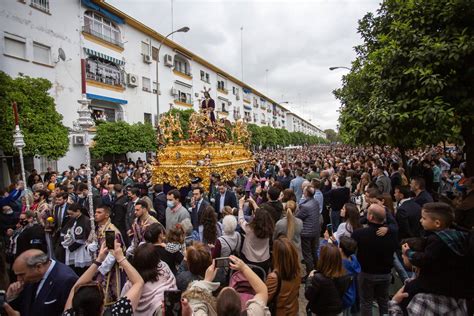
[229,270,255,311]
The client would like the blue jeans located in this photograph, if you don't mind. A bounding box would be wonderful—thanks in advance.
[358,272,391,316]
[393,252,411,284]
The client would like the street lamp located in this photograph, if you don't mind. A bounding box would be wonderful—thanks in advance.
[76,94,96,243]
[12,102,29,211]
[329,66,351,71]
[155,26,190,128]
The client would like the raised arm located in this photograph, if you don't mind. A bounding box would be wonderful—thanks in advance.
[229,255,268,304]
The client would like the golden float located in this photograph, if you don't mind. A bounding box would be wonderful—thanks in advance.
[151,110,254,189]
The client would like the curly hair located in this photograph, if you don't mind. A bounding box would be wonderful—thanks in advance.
[249,208,274,239]
[200,206,218,244]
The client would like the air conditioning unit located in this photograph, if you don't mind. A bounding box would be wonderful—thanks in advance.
[143,54,152,64]
[127,74,139,87]
[164,54,173,67]
[73,135,84,146]
[194,92,199,97]
[170,88,178,96]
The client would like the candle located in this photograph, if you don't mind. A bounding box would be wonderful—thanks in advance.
[12,102,19,126]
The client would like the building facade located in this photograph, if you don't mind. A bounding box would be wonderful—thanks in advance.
[1,0,325,175]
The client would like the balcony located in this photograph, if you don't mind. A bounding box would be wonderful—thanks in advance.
[86,72,125,92]
[217,87,229,95]
[82,26,124,51]
[173,69,193,80]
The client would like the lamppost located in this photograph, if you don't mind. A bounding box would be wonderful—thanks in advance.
[155,26,190,128]
[12,102,29,211]
[329,66,351,71]
[77,94,96,241]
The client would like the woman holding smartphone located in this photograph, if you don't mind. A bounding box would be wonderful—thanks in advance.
[63,241,144,316]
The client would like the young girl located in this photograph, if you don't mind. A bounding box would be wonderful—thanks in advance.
[305,243,351,316]
[165,224,185,255]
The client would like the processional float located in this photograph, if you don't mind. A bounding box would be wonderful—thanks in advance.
[151,89,254,189]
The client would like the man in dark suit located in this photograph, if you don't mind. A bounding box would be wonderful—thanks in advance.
[260,186,284,224]
[6,249,78,316]
[153,184,167,224]
[394,185,422,240]
[190,186,210,230]
[390,162,402,195]
[52,192,69,263]
[111,184,129,247]
[214,181,237,218]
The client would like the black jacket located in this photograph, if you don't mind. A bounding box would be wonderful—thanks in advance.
[153,192,167,225]
[324,187,350,213]
[396,199,422,240]
[260,200,284,224]
[214,191,237,214]
[414,190,433,207]
[352,222,398,274]
[305,272,351,315]
[407,230,474,299]
[111,194,128,241]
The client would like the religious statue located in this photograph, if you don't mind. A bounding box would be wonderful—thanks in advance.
[201,88,216,123]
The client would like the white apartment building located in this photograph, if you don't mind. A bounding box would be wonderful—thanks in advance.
[0,0,325,175]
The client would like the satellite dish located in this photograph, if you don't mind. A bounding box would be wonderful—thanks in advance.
[58,48,66,61]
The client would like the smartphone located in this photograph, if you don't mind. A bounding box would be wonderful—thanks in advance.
[164,290,182,316]
[244,191,250,200]
[215,257,230,268]
[105,230,115,250]
[327,224,333,236]
[0,290,5,310]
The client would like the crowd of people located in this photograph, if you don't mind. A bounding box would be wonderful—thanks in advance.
[0,144,473,316]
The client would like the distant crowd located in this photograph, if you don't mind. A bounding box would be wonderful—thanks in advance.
[0,144,473,316]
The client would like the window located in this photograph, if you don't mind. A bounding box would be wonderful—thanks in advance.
[217,80,225,90]
[91,107,116,122]
[33,42,51,65]
[31,0,50,13]
[153,81,160,94]
[174,55,190,75]
[141,41,149,56]
[217,75,227,91]
[85,57,123,86]
[175,82,192,104]
[4,34,26,59]
[144,113,152,125]
[200,70,210,83]
[233,87,240,98]
[142,77,151,92]
[152,46,158,60]
[84,11,122,47]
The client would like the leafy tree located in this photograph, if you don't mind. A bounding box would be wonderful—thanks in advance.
[334,0,474,174]
[91,121,157,158]
[0,72,69,160]
[324,129,340,143]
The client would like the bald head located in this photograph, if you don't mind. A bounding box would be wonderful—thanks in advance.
[367,204,386,224]
[13,250,50,283]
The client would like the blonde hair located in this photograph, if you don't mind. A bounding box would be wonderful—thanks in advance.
[285,200,297,241]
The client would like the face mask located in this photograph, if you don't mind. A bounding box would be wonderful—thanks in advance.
[167,201,175,208]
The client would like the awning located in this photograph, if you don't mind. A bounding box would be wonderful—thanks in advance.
[243,105,252,111]
[84,48,125,65]
[243,88,252,94]
[86,93,128,104]
[82,0,125,24]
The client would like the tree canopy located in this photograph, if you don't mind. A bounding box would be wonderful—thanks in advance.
[91,121,157,158]
[334,0,474,174]
[0,71,69,160]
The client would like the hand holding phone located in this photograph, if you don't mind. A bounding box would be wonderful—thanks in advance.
[105,230,115,250]
[215,257,230,268]
[326,224,333,236]
[164,290,182,316]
